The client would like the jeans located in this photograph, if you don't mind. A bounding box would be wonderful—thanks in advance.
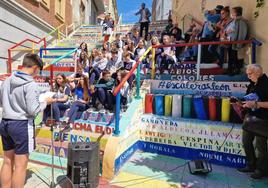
[208,44,225,66]
[227,47,238,71]
[67,101,88,123]
[242,130,268,172]
[89,68,100,85]
[43,102,70,122]
[140,22,149,40]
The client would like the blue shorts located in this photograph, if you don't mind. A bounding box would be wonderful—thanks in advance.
[0,119,35,154]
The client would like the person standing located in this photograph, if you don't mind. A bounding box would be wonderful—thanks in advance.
[135,3,151,40]
[0,53,53,187]
[238,64,268,179]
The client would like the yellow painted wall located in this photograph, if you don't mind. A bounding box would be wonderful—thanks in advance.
[172,0,268,73]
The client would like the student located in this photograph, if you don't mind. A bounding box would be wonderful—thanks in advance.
[88,49,101,85]
[0,53,53,188]
[157,35,176,74]
[134,38,147,73]
[73,42,88,59]
[42,74,71,126]
[122,51,136,88]
[134,38,146,60]
[113,33,124,49]
[125,39,135,60]
[92,71,115,111]
[114,70,129,110]
[63,76,90,130]
[106,49,123,75]
[78,52,90,71]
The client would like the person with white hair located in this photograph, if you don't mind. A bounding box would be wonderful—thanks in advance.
[237,64,268,179]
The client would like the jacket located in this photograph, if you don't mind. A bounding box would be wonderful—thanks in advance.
[0,71,47,120]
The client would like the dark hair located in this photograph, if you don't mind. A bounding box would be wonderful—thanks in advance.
[79,42,88,54]
[54,73,67,93]
[79,52,88,68]
[222,6,230,14]
[232,6,243,16]
[111,49,118,54]
[102,70,111,77]
[22,53,43,70]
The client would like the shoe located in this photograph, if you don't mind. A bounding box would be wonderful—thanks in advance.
[250,170,265,179]
[237,166,255,173]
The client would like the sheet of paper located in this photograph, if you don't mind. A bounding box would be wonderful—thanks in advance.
[39,92,55,102]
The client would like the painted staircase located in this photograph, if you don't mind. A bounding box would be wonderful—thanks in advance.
[0,22,256,182]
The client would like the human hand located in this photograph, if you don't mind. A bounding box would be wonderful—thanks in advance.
[46,97,54,105]
[242,101,256,109]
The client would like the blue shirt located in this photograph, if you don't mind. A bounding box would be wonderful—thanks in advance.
[202,11,221,38]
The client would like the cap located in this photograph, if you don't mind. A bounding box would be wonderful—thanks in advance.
[215,5,224,11]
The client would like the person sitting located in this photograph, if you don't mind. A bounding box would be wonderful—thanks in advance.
[157,35,176,74]
[73,42,88,60]
[70,63,88,82]
[88,48,101,85]
[125,39,135,60]
[78,52,90,71]
[41,74,71,127]
[113,33,124,49]
[134,38,147,73]
[92,71,115,111]
[122,51,136,88]
[63,75,90,131]
[114,70,130,111]
[165,19,174,35]
[132,29,140,46]
[106,49,123,76]
[148,36,162,72]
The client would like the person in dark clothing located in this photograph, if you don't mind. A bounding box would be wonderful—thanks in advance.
[237,64,268,179]
[135,3,151,40]
[92,71,115,111]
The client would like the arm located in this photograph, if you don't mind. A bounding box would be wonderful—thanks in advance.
[25,82,48,116]
[95,79,115,88]
[147,9,151,18]
[135,9,141,16]
[256,101,268,109]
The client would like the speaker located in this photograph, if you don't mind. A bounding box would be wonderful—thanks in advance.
[67,142,100,188]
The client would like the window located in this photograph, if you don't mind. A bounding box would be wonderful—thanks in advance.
[55,0,65,22]
[41,0,50,10]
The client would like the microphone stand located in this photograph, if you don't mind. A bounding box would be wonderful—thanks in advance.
[50,107,55,188]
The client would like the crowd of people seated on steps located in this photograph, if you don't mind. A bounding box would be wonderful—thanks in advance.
[39,5,249,130]
[114,5,249,76]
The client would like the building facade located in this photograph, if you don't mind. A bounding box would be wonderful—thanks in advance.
[171,0,268,73]
[0,0,73,73]
[152,0,172,22]
[72,0,105,25]
[0,0,106,73]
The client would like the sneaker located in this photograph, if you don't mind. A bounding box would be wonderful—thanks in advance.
[237,166,255,173]
[250,170,265,179]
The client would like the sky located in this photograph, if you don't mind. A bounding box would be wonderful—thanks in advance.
[116,0,153,23]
